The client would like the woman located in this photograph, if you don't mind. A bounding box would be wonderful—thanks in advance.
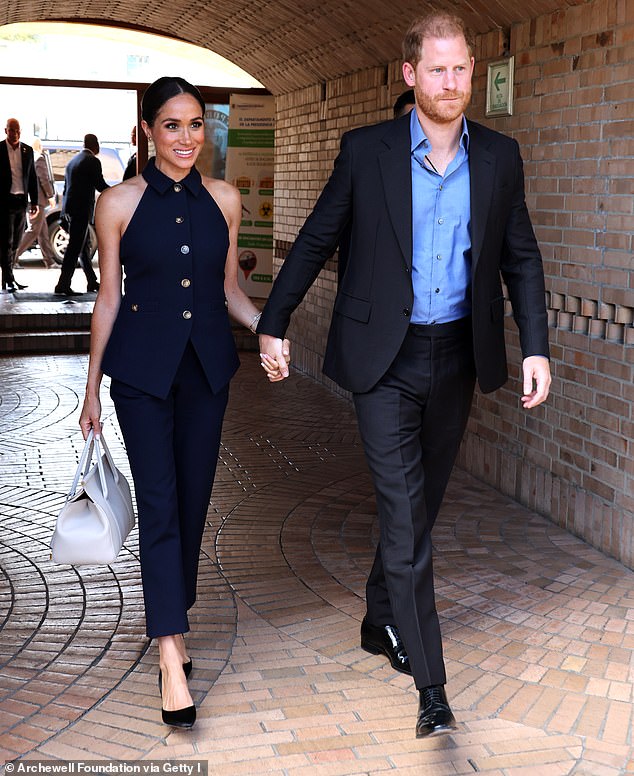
[79,76,284,728]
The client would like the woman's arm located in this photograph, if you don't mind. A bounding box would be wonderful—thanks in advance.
[78,186,131,438]
[208,178,289,381]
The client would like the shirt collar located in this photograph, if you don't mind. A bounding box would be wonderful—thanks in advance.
[142,156,203,196]
[410,109,470,154]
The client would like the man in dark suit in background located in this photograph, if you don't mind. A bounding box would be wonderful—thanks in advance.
[122,125,137,181]
[0,118,38,291]
[55,133,108,296]
[258,12,551,737]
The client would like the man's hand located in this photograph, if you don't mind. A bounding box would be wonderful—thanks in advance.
[258,334,291,382]
[521,356,551,409]
[29,205,39,217]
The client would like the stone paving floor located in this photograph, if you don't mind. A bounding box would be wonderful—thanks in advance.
[1,297,634,773]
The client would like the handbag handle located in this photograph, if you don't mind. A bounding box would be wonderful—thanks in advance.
[67,428,119,503]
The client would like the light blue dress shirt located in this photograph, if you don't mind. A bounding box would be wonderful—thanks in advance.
[410,109,472,324]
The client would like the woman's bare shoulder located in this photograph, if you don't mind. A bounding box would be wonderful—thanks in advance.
[203,176,240,206]
[96,176,147,233]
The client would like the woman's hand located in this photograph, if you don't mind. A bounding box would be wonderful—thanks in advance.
[259,336,291,382]
[79,394,102,439]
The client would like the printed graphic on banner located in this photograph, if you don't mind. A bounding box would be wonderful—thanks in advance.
[225,94,275,297]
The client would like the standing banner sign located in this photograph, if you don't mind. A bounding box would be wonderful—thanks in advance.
[225,94,275,298]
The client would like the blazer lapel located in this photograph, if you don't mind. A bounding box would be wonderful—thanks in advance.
[468,121,496,268]
[378,116,413,268]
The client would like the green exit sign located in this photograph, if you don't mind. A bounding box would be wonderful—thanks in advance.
[486,57,514,117]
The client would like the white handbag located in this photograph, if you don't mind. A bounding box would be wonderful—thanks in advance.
[50,430,135,565]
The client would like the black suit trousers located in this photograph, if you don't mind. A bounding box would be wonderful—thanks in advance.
[0,195,27,285]
[353,318,476,689]
[110,342,228,639]
[58,213,97,288]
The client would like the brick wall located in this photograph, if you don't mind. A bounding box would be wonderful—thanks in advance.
[273,0,634,566]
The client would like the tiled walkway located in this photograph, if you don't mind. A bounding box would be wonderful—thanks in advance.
[1,295,634,773]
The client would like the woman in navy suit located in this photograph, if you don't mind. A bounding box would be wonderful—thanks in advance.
[79,77,285,728]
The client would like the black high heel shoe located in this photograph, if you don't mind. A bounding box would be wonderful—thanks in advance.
[158,667,196,728]
[183,659,193,679]
[12,281,27,290]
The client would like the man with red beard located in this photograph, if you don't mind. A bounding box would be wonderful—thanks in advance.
[258,12,551,737]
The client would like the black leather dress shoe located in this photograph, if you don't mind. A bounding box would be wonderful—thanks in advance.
[158,669,196,729]
[416,685,457,738]
[360,618,412,675]
[54,286,81,296]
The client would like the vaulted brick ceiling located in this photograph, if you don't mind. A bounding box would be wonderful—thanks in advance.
[3,0,581,93]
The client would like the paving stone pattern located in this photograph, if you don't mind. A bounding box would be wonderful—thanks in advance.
[1,351,633,774]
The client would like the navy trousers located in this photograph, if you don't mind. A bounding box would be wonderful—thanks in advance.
[353,318,476,689]
[110,342,229,638]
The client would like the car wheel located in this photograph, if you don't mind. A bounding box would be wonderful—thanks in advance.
[48,220,68,264]
[48,219,98,265]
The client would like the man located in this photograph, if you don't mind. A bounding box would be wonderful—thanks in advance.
[16,138,57,268]
[122,125,137,181]
[55,133,108,295]
[258,12,551,738]
[0,118,38,291]
[393,88,415,118]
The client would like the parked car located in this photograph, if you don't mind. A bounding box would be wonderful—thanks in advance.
[41,142,127,264]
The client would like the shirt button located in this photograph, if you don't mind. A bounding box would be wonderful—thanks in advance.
[174,183,182,192]
[435,288,440,294]
[175,216,184,224]
[403,307,410,316]
[180,245,190,254]
[181,278,191,288]
[183,310,192,320]
[438,218,444,224]
[437,254,442,260]
[131,304,138,312]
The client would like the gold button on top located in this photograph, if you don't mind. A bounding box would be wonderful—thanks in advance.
[182,310,192,320]
[173,183,182,192]
[175,216,184,224]
[181,278,191,288]
[180,245,190,254]
[131,304,139,312]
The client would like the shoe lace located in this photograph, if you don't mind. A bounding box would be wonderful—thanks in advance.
[422,686,446,707]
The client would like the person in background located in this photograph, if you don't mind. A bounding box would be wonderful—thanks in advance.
[122,126,137,181]
[0,118,38,291]
[257,11,551,738]
[16,138,57,268]
[79,76,278,729]
[55,133,107,296]
[393,88,416,118]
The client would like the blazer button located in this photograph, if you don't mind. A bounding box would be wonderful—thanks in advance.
[175,216,184,224]
[131,304,139,312]
[182,310,192,320]
[403,307,410,316]
[173,183,182,192]
[181,278,191,287]
[180,245,190,254]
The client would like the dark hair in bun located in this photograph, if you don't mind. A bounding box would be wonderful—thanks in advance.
[141,76,205,127]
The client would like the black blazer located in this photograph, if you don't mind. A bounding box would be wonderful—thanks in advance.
[62,149,108,218]
[0,140,38,206]
[259,114,549,395]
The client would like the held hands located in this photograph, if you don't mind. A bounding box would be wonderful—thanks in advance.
[258,334,291,382]
[521,356,551,409]
[79,394,102,440]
